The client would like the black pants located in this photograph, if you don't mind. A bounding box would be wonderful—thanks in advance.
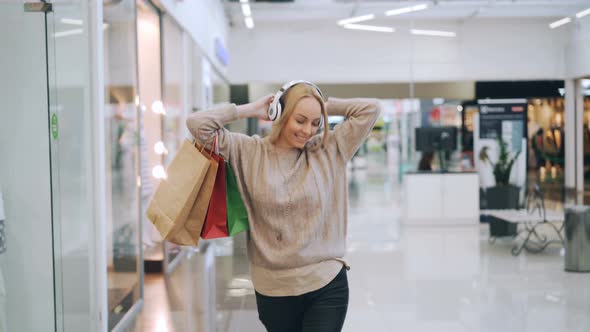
[255,267,349,332]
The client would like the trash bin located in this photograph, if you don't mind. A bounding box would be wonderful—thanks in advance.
[564,206,590,272]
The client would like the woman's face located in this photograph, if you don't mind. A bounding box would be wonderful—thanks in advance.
[277,97,322,149]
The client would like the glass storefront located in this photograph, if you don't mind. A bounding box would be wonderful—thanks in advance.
[0,1,229,331]
[527,97,565,200]
[103,0,143,329]
[380,99,419,178]
[161,14,187,271]
[462,95,568,203]
[136,0,165,269]
[1,1,99,330]
[381,98,469,179]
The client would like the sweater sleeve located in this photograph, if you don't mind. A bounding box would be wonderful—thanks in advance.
[326,98,381,161]
[185,103,254,162]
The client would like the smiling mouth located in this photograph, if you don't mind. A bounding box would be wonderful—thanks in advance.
[294,134,309,141]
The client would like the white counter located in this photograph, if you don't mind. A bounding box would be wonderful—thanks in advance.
[403,171,480,225]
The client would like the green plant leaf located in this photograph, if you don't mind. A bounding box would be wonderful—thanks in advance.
[493,138,520,186]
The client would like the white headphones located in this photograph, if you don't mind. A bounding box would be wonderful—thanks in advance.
[267,80,325,127]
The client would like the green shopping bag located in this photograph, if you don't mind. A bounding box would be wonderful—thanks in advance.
[225,162,249,236]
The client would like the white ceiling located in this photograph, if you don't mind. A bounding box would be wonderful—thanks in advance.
[226,0,590,24]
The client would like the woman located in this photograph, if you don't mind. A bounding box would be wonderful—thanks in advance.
[187,82,380,332]
[418,151,435,171]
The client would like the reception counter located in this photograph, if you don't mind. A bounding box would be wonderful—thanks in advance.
[403,171,480,225]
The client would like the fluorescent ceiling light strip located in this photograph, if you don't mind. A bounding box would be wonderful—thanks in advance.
[241,4,251,17]
[549,17,571,29]
[411,29,456,37]
[54,29,83,38]
[576,8,590,18]
[245,16,254,29]
[337,14,375,26]
[385,4,428,17]
[343,24,394,33]
[239,0,248,3]
[61,18,83,25]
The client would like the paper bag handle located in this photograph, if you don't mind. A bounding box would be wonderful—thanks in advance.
[194,133,216,156]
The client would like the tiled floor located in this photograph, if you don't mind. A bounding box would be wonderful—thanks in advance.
[131,153,590,332]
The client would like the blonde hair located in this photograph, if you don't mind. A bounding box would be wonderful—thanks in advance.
[268,83,329,149]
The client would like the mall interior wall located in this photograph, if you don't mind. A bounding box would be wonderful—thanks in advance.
[229,19,568,84]
[248,81,476,100]
[158,0,229,77]
[565,19,590,79]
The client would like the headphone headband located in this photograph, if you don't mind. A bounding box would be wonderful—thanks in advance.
[268,80,324,124]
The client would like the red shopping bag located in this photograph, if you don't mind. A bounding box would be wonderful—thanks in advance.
[201,136,229,239]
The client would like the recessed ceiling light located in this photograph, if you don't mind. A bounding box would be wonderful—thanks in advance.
[245,16,254,29]
[152,165,167,179]
[337,14,375,26]
[241,3,251,17]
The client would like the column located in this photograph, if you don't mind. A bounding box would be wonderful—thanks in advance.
[565,79,576,190]
[576,79,585,194]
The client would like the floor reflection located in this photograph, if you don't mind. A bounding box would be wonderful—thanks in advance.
[131,152,590,332]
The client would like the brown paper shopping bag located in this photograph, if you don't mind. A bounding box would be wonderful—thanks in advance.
[184,140,219,244]
[146,139,210,245]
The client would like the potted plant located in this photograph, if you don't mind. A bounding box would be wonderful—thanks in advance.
[479,138,521,236]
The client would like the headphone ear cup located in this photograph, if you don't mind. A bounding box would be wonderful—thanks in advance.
[275,103,282,122]
[268,104,275,121]
[268,99,279,121]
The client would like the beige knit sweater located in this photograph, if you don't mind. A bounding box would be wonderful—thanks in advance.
[186,98,381,296]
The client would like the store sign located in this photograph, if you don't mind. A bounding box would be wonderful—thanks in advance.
[478,101,527,142]
[476,99,528,191]
[214,38,229,67]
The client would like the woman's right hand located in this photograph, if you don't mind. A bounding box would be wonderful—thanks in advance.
[251,94,274,120]
[236,93,275,120]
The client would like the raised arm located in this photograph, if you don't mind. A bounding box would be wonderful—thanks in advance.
[185,94,273,160]
[327,97,381,161]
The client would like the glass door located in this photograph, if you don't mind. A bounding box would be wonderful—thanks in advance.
[0,1,100,331]
[0,3,59,330]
